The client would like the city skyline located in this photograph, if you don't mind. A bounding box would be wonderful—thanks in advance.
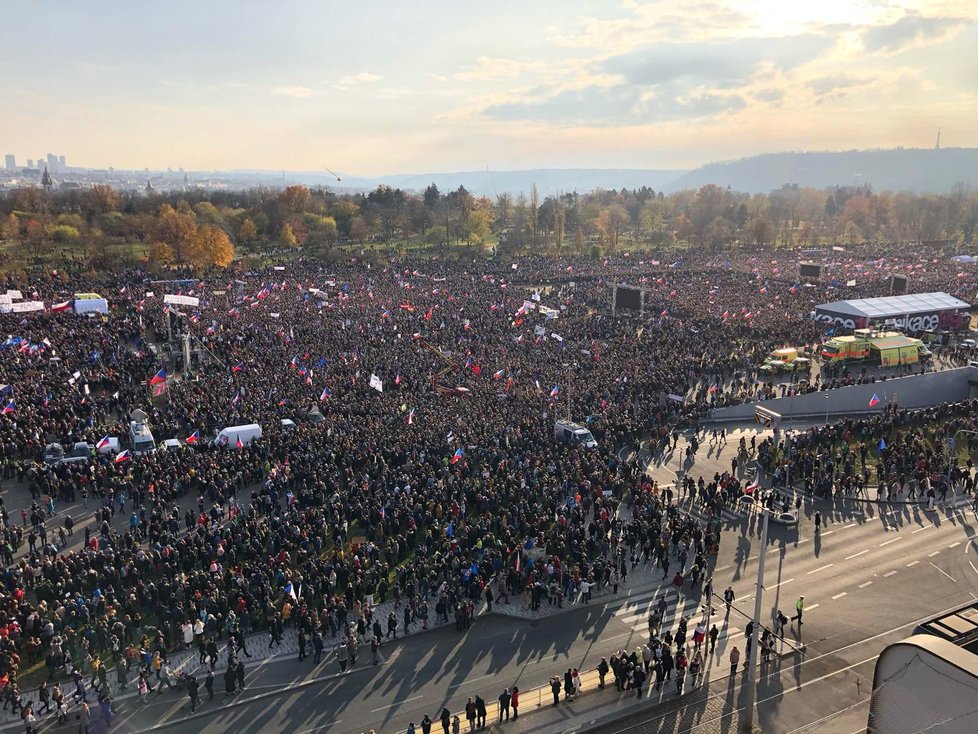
[2,1,976,176]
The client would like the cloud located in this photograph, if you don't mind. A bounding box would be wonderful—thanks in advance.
[807,74,868,97]
[601,35,834,89]
[753,88,784,103]
[272,86,319,98]
[332,72,382,90]
[484,82,745,126]
[454,56,550,81]
[863,14,968,53]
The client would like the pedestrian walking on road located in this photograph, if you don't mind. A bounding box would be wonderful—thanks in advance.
[791,596,805,627]
[729,646,740,676]
[205,670,214,700]
[187,676,199,713]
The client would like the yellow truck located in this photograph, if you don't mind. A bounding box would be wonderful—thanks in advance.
[819,329,930,367]
[760,347,811,375]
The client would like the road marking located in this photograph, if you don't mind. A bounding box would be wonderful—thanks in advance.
[807,564,834,575]
[879,537,902,547]
[970,561,978,576]
[820,531,835,536]
[906,560,919,567]
[948,542,961,549]
[883,570,897,578]
[832,592,848,600]
[806,603,820,611]
[371,694,422,712]
[912,526,930,534]
[929,563,957,583]
[858,581,873,588]
[845,550,869,560]
[765,578,794,590]
[928,551,941,557]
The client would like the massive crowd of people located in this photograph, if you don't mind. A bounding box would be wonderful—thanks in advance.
[0,244,974,730]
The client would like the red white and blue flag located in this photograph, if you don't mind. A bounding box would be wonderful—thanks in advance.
[186,430,200,444]
[320,386,331,401]
[451,447,464,464]
[96,435,110,451]
[550,385,560,398]
[149,368,167,385]
[114,450,131,464]
[869,393,881,408]
[1,400,15,415]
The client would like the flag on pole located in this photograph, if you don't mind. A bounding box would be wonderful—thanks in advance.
[550,385,560,398]
[868,393,881,408]
[114,450,131,463]
[186,430,200,444]
[232,363,244,373]
[451,447,464,465]
[1,400,15,415]
[493,369,504,380]
[95,435,110,451]
[236,435,243,449]
[232,389,242,405]
[407,407,415,425]
[149,368,167,385]
[320,386,331,401]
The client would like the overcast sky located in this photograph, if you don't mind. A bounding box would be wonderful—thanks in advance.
[3,0,976,175]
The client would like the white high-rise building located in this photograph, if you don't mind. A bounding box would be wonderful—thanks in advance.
[3,154,15,170]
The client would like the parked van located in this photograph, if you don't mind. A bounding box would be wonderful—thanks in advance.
[214,423,263,447]
[554,420,598,449]
[161,438,183,450]
[128,421,156,453]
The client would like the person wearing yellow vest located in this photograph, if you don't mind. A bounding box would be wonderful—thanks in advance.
[790,596,805,627]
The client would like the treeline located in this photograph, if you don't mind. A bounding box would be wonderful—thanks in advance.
[1,180,977,270]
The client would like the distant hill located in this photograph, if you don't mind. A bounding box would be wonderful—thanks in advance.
[284,168,686,197]
[667,147,978,194]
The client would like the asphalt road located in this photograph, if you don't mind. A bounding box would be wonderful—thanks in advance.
[88,472,978,734]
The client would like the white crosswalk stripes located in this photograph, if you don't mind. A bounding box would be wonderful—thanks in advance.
[609,588,742,644]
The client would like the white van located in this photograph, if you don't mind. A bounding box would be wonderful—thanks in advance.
[554,420,598,449]
[129,421,156,453]
[214,423,263,447]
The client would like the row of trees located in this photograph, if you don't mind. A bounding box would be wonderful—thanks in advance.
[2,180,977,269]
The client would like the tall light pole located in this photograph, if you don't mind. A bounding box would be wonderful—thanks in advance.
[741,505,769,734]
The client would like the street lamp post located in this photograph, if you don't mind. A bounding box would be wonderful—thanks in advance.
[741,506,770,734]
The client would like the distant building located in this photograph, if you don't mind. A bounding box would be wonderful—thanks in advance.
[41,166,53,191]
[26,159,33,169]
[58,155,66,169]
[47,153,58,172]
[4,154,14,170]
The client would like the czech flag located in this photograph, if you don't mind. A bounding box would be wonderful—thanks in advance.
[114,450,131,464]
[95,435,110,451]
[232,363,244,373]
[451,447,464,465]
[320,386,331,401]
[407,408,415,425]
[236,435,244,449]
[51,300,72,313]
[1,400,14,415]
[550,385,560,398]
[186,430,200,445]
[493,369,504,380]
[149,368,166,385]
[869,393,881,408]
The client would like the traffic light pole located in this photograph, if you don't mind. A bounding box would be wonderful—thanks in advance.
[741,505,769,734]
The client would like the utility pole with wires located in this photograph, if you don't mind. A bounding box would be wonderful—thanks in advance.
[741,506,770,734]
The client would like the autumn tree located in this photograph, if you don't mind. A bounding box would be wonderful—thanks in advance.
[279,223,298,249]
[148,241,175,267]
[280,185,312,214]
[188,224,234,268]
[154,204,197,263]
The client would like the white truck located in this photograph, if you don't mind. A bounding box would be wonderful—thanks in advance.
[129,421,156,453]
[214,423,263,447]
[554,420,598,449]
